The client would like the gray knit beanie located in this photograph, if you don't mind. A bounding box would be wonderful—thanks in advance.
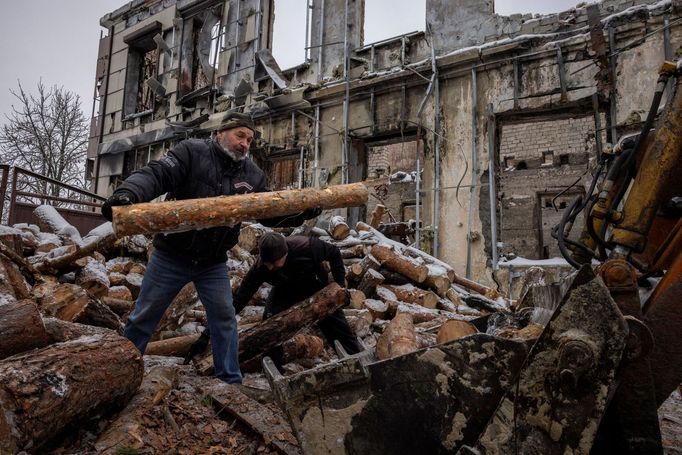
[259,232,288,262]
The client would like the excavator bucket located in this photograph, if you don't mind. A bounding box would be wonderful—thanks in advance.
[265,266,629,454]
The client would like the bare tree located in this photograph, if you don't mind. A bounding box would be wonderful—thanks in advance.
[0,81,89,200]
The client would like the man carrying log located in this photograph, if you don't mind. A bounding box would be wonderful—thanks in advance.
[100,112,319,384]
[191,232,361,371]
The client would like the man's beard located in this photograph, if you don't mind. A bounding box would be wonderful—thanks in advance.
[218,141,247,161]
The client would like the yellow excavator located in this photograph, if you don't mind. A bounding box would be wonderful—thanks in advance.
[263,61,682,454]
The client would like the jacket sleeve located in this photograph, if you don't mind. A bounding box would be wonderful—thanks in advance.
[116,141,192,202]
[313,238,346,287]
[233,265,266,313]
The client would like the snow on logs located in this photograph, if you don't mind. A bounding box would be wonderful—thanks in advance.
[112,182,369,237]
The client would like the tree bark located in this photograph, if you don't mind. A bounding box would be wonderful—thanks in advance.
[328,215,351,240]
[282,334,324,363]
[112,182,369,237]
[197,283,347,375]
[94,365,177,455]
[371,244,428,283]
[341,244,366,259]
[347,253,381,282]
[145,333,201,357]
[38,282,91,321]
[107,285,134,301]
[0,334,143,454]
[0,255,31,302]
[238,223,270,254]
[0,299,49,360]
[424,264,452,296]
[375,313,417,360]
[363,298,389,320]
[436,319,478,344]
[348,289,366,309]
[370,204,386,228]
[381,284,438,309]
[42,317,115,343]
[357,268,385,297]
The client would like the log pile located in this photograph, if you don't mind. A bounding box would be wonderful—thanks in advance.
[0,205,529,454]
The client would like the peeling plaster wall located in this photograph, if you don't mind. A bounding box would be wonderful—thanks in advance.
[89,0,682,283]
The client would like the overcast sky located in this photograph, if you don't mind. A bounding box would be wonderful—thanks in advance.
[0,0,581,125]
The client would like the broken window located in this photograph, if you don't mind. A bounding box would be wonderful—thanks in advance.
[251,148,304,191]
[179,7,223,98]
[123,22,162,118]
[272,1,308,69]
[363,1,425,44]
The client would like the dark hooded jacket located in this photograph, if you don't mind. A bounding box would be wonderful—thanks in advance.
[115,138,304,264]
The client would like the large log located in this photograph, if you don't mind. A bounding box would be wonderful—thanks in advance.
[42,317,115,343]
[347,253,381,282]
[145,333,201,357]
[0,299,49,359]
[0,255,31,302]
[357,268,385,297]
[0,334,143,454]
[112,183,369,236]
[33,232,117,274]
[436,320,478,344]
[375,313,417,360]
[197,283,348,375]
[371,243,429,283]
[75,256,110,298]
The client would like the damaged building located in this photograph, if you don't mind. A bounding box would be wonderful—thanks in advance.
[87,0,682,286]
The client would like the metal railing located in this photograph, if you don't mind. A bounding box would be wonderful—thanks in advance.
[0,165,106,235]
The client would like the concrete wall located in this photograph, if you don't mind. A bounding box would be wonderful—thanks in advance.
[89,0,682,285]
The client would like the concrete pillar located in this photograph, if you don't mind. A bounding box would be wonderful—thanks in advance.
[310,0,364,81]
[426,0,495,53]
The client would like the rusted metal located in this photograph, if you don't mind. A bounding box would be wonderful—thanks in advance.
[610,76,682,252]
[464,266,629,454]
[266,335,527,455]
[587,4,612,95]
[643,251,682,407]
[595,259,663,454]
[0,165,9,222]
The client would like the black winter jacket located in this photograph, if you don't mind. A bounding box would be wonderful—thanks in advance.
[116,138,304,263]
[233,236,345,312]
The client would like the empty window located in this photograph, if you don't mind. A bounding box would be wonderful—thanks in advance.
[123,23,161,117]
[272,2,308,69]
[363,0,425,44]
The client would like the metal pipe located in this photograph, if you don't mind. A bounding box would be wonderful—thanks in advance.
[466,68,478,279]
[486,104,498,270]
[304,0,311,62]
[317,0,325,80]
[232,0,241,73]
[415,140,422,247]
[314,104,321,187]
[298,146,305,189]
[341,0,350,184]
[94,24,116,196]
[255,0,262,54]
[608,26,618,144]
[431,42,440,258]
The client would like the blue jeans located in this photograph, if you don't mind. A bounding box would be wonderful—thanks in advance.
[123,250,241,384]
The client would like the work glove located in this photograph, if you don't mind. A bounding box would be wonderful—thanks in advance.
[101,190,136,221]
[302,206,323,220]
[184,329,211,365]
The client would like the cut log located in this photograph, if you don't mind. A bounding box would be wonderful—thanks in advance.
[396,302,453,324]
[436,320,478,344]
[128,262,146,275]
[108,272,127,286]
[370,204,386,228]
[75,256,110,298]
[363,298,389,320]
[112,182,369,236]
[33,232,117,274]
[370,244,428,283]
[0,334,143,454]
[346,313,372,338]
[381,284,438,309]
[42,317,115,343]
[446,287,465,307]
[356,221,372,232]
[239,305,265,324]
[106,257,135,274]
[33,204,83,245]
[328,215,351,240]
[282,334,325,363]
[0,239,41,285]
[153,283,199,338]
[347,254,381,282]
[357,268,385,297]
[124,272,144,299]
[0,299,49,360]
[452,273,502,300]
[378,268,411,285]
[348,289,366,309]
[238,223,270,254]
[39,283,91,321]
[416,331,438,349]
[341,244,366,259]
[0,255,31,302]
[94,364,177,455]
[108,285,134,301]
[79,298,124,333]
[197,282,347,375]
[145,333,201,357]
[424,264,452,296]
[375,313,417,360]
[0,228,23,255]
